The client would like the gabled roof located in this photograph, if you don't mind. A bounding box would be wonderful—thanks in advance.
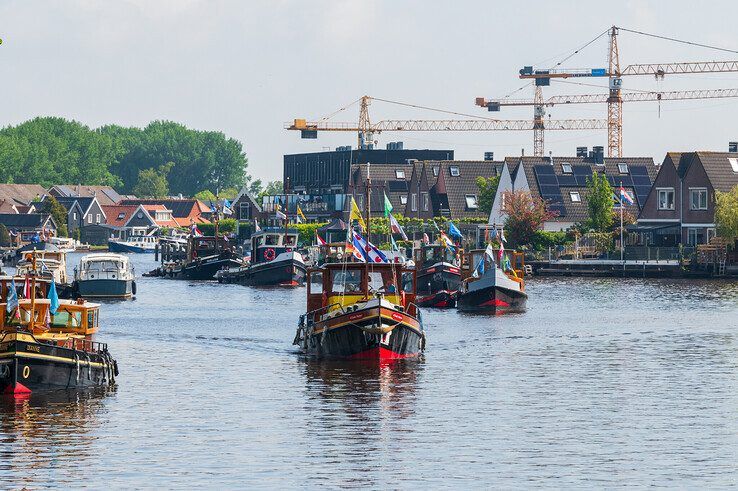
[349,162,413,213]
[119,199,210,221]
[424,160,503,219]
[693,152,738,192]
[101,205,139,228]
[232,186,263,213]
[50,185,124,206]
[0,213,55,229]
[54,196,94,215]
[0,184,47,206]
[142,204,178,228]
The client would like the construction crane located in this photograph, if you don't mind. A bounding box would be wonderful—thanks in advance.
[477,26,738,157]
[286,95,607,150]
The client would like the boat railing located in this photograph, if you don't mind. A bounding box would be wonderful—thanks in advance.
[58,337,108,354]
[304,302,345,324]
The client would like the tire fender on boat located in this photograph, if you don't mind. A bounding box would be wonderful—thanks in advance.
[132,281,137,295]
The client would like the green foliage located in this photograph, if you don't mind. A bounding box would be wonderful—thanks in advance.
[259,180,283,198]
[40,195,69,238]
[530,230,573,251]
[0,223,10,246]
[0,117,252,197]
[72,227,81,242]
[476,175,500,215]
[133,162,173,198]
[292,222,328,245]
[716,185,738,241]
[197,218,237,236]
[194,190,217,202]
[500,190,557,248]
[585,171,614,232]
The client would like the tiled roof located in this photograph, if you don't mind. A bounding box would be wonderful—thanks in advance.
[0,184,47,206]
[102,205,138,228]
[423,160,503,219]
[51,185,123,206]
[54,196,94,214]
[0,213,52,229]
[694,152,738,192]
[119,199,203,219]
[349,163,413,213]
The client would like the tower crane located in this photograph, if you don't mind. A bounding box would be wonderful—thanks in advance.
[286,95,607,150]
[477,26,738,157]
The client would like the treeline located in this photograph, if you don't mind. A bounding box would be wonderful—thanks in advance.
[0,117,253,196]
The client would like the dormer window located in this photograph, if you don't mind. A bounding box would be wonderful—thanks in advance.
[432,166,440,177]
[117,212,125,219]
[449,166,460,177]
[618,163,629,174]
[465,195,478,209]
[561,163,573,174]
[730,158,738,173]
[569,191,581,203]
[395,169,405,179]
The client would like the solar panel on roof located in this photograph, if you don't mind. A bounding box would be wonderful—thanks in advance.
[632,175,651,186]
[575,176,590,186]
[572,166,592,175]
[629,165,649,176]
[537,175,558,185]
[557,175,577,186]
[534,165,555,175]
[539,184,560,196]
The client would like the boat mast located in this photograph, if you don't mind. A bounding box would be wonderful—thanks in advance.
[364,163,371,299]
[28,254,36,331]
[284,177,290,241]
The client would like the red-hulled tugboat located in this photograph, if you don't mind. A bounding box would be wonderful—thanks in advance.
[413,243,461,308]
[457,247,527,314]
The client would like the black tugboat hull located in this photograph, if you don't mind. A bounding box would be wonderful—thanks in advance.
[298,307,424,359]
[416,290,457,308]
[183,258,243,281]
[457,286,527,314]
[416,266,461,309]
[218,258,306,286]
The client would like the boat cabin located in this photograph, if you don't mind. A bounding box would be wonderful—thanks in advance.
[413,243,459,268]
[461,249,526,280]
[16,250,69,284]
[250,230,298,264]
[76,253,133,282]
[306,262,418,317]
[1,296,100,336]
[188,236,233,261]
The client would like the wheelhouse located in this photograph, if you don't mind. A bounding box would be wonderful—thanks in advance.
[188,236,232,260]
[414,244,458,267]
[250,230,299,264]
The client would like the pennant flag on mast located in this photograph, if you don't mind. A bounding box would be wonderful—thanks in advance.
[23,276,30,299]
[275,209,287,220]
[316,231,327,246]
[383,192,393,217]
[349,197,367,231]
[389,214,408,240]
[48,281,59,315]
[297,204,307,223]
[448,222,463,241]
[6,279,18,314]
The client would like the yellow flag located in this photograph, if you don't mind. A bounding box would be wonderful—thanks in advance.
[349,197,366,231]
[297,204,307,222]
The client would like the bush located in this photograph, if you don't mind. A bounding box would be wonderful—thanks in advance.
[530,230,572,251]
[0,224,9,246]
[198,218,237,236]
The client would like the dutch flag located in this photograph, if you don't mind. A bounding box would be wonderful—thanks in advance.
[620,186,634,205]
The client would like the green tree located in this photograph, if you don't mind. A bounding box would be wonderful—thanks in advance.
[500,190,557,248]
[476,175,500,215]
[40,195,69,237]
[259,180,284,198]
[0,223,10,246]
[586,171,614,232]
[716,184,738,241]
[133,162,174,198]
[194,190,217,202]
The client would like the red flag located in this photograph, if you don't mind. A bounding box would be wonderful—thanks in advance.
[23,276,30,299]
[316,232,327,246]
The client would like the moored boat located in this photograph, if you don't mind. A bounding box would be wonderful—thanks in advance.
[457,247,527,314]
[74,253,136,298]
[108,235,157,253]
[413,243,462,308]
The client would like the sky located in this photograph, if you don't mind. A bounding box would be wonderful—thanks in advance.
[2,0,738,184]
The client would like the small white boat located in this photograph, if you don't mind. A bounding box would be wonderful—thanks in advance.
[48,236,77,253]
[74,253,136,298]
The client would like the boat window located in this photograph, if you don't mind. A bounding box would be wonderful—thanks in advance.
[331,269,362,294]
[308,272,323,294]
[401,272,414,293]
[424,247,442,263]
[284,235,296,246]
[88,311,94,328]
[51,310,82,328]
[444,248,457,264]
[265,235,277,246]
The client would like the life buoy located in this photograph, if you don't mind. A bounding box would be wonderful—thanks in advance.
[264,248,276,261]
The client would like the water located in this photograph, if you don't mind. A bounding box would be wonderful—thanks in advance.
[2,252,738,488]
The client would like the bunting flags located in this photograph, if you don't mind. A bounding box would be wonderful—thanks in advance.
[438,232,455,251]
[383,192,393,218]
[275,209,287,220]
[352,230,389,263]
[499,228,506,243]
[472,255,485,279]
[498,237,505,262]
[349,197,366,231]
[448,221,463,240]
[389,214,408,240]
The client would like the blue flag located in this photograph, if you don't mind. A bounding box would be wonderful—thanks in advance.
[448,222,463,240]
[6,279,18,313]
[472,256,485,279]
[48,281,59,315]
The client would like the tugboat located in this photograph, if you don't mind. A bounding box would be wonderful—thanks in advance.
[293,166,425,359]
[0,255,118,395]
[181,235,243,280]
[457,246,527,314]
[413,243,462,308]
[73,253,136,298]
[216,229,306,286]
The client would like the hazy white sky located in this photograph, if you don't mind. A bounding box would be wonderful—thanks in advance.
[2,1,738,183]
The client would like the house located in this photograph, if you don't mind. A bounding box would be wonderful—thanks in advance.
[118,199,211,228]
[0,184,47,210]
[402,160,504,220]
[102,204,160,238]
[0,213,57,245]
[490,153,658,231]
[51,196,107,234]
[347,162,414,217]
[49,185,125,206]
[637,151,738,246]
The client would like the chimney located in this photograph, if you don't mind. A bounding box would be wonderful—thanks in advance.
[521,148,525,157]
[730,142,738,153]
[484,152,494,161]
[576,146,588,158]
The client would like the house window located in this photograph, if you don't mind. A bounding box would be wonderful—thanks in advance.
[465,195,478,209]
[73,212,77,221]
[87,214,92,224]
[730,158,738,173]
[422,192,429,211]
[657,188,675,210]
[137,212,143,219]
[239,202,250,220]
[690,188,708,210]
[96,214,101,224]
[688,228,704,246]
[400,195,408,205]
[432,166,440,177]
[395,169,405,179]
[561,163,573,174]
[618,163,629,174]
[707,228,716,243]
[569,191,581,202]
[449,166,460,177]
[411,193,418,212]
[117,212,125,220]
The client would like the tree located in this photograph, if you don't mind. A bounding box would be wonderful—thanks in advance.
[0,223,10,246]
[476,176,500,215]
[586,171,614,232]
[194,190,217,202]
[259,180,284,198]
[716,184,738,241]
[133,162,174,198]
[40,195,69,237]
[500,190,558,248]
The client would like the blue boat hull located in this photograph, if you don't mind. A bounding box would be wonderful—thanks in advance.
[108,241,154,254]
[76,279,134,298]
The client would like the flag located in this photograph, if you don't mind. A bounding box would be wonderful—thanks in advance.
[346,240,365,262]
[6,279,18,314]
[432,220,440,232]
[499,228,506,243]
[190,224,203,237]
[498,238,505,262]
[422,233,430,244]
[275,209,287,220]
[297,205,307,223]
[48,281,59,315]
[389,214,408,240]
[472,256,485,279]
[316,231,327,246]
[489,227,498,241]
[44,304,51,327]
[352,230,389,263]
[254,219,261,232]
[438,232,455,251]
[23,276,30,299]
[503,254,513,272]
[390,235,399,252]
[620,186,634,205]
[222,199,233,215]
[349,197,366,231]
[448,222,463,240]
[383,192,393,218]
[485,243,496,263]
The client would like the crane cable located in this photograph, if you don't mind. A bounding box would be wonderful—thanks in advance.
[370,96,500,121]
[617,27,738,55]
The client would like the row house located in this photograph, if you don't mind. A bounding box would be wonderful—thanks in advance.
[0,213,58,245]
[637,151,738,246]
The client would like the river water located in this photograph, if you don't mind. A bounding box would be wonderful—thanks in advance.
[1,252,738,488]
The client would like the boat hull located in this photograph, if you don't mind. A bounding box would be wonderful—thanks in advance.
[76,279,133,298]
[416,264,461,309]
[108,241,154,253]
[218,258,307,286]
[0,334,117,395]
[297,306,424,359]
[416,290,457,308]
[183,257,243,281]
[457,285,527,314]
